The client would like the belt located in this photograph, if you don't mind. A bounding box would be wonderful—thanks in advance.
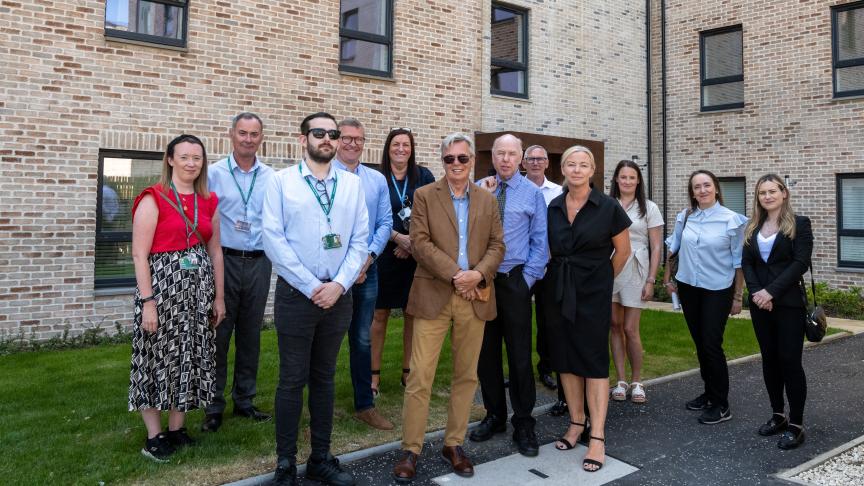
[496,264,524,279]
[222,247,265,259]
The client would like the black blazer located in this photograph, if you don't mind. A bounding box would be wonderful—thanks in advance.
[741,215,813,308]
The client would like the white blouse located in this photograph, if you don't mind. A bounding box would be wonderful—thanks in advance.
[757,231,777,262]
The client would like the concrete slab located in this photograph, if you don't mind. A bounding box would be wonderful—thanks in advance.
[432,443,638,486]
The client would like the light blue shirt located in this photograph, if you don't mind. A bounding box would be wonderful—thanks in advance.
[333,159,393,257]
[483,172,548,288]
[450,185,470,271]
[665,202,747,290]
[262,160,369,298]
[207,155,274,251]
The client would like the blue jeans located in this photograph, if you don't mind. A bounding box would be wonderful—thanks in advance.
[349,262,378,412]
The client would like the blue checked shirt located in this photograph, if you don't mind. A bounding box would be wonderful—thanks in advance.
[333,159,393,257]
[207,155,274,251]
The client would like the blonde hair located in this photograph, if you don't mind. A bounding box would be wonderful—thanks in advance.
[560,145,595,169]
[744,173,796,244]
[159,134,210,197]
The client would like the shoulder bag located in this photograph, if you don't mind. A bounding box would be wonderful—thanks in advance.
[801,265,827,343]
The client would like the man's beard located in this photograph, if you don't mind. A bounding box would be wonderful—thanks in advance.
[307,142,336,164]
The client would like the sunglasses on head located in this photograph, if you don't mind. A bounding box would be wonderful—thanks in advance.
[306,128,341,140]
[442,154,471,164]
[390,127,412,133]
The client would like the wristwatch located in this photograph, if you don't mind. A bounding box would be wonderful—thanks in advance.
[370,251,378,261]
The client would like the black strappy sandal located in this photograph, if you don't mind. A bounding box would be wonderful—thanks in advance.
[400,368,410,387]
[583,436,605,472]
[555,420,586,450]
[371,370,381,398]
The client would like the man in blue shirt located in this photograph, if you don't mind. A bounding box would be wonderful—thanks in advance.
[203,113,275,432]
[333,118,394,431]
[470,134,548,457]
[263,112,368,486]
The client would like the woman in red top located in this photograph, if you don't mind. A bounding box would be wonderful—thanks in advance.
[129,134,225,463]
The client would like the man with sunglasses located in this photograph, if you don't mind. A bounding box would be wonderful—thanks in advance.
[469,135,548,457]
[333,118,394,431]
[203,113,275,433]
[262,112,368,486]
[393,132,504,483]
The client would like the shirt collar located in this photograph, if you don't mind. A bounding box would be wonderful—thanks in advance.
[300,159,337,181]
[333,158,362,175]
[496,171,524,188]
[694,201,720,216]
[448,182,470,201]
[228,153,261,173]
[541,177,560,190]
[551,186,602,209]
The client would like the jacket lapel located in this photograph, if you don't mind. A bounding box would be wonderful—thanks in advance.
[468,183,480,234]
[434,179,458,231]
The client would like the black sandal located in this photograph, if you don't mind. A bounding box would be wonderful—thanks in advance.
[371,370,381,398]
[401,368,410,387]
[555,420,586,450]
[583,436,605,472]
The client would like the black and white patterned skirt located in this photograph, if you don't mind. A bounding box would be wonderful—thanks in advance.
[128,244,216,412]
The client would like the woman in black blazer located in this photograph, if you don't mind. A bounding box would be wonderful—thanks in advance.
[741,174,813,450]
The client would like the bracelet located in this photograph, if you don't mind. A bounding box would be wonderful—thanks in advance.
[646,279,655,283]
[139,295,156,305]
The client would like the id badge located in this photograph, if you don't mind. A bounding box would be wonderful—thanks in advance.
[234,220,251,233]
[397,206,412,221]
[322,233,342,250]
[180,252,199,270]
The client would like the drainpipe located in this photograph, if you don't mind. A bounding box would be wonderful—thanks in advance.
[661,0,669,255]
[646,0,652,198]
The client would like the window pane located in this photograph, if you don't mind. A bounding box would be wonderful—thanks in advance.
[339,39,389,72]
[703,81,743,107]
[491,67,526,95]
[704,30,743,79]
[135,1,184,39]
[840,236,864,264]
[837,65,864,94]
[340,0,387,36]
[842,177,864,230]
[95,240,135,283]
[105,0,130,30]
[100,157,162,232]
[837,7,864,61]
[491,7,524,63]
[719,179,746,216]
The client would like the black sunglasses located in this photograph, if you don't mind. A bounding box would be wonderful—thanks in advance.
[442,154,471,164]
[306,128,341,140]
[390,127,412,133]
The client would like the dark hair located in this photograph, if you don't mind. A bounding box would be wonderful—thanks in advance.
[687,169,724,210]
[609,160,647,218]
[300,112,337,134]
[231,112,263,130]
[160,134,209,197]
[381,128,419,187]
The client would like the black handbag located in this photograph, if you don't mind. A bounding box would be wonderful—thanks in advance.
[801,265,827,343]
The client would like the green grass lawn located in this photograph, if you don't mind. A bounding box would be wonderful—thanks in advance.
[0,310,835,485]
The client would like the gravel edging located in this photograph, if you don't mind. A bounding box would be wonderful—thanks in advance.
[775,435,864,485]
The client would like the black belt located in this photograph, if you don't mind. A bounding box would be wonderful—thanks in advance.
[223,247,265,259]
[496,264,524,279]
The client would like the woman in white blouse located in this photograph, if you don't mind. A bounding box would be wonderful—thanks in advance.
[609,161,663,403]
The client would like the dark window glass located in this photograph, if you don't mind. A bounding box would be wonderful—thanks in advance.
[700,26,744,111]
[105,0,188,47]
[832,3,864,98]
[718,177,746,216]
[491,3,528,98]
[96,151,162,288]
[838,174,864,268]
[339,0,393,77]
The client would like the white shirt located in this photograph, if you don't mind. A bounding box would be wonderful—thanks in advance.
[538,177,563,206]
[757,231,777,262]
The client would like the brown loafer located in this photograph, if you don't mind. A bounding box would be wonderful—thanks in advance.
[441,445,474,478]
[392,450,418,483]
[354,408,394,430]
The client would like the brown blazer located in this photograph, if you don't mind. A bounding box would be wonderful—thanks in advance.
[406,178,505,321]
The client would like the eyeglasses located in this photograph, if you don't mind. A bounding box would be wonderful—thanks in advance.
[524,157,548,164]
[442,154,471,164]
[175,155,203,163]
[306,128,341,140]
[390,127,412,133]
[340,136,366,145]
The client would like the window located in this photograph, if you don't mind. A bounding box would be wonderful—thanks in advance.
[491,4,528,98]
[96,150,163,289]
[838,174,864,268]
[339,0,393,77]
[719,177,746,216]
[700,26,744,111]
[105,0,188,47]
[832,2,864,98]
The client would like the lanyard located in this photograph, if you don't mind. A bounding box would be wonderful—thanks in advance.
[391,174,408,206]
[228,155,258,213]
[169,182,199,248]
[299,163,338,225]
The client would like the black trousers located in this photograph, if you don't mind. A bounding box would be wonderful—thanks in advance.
[274,278,352,466]
[207,253,272,414]
[534,276,552,375]
[677,281,733,409]
[478,265,537,426]
[750,304,807,424]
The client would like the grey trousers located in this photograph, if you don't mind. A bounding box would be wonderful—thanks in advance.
[206,252,272,414]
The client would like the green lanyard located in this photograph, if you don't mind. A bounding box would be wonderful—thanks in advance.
[228,155,258,215]
[299,163,338,225]
[169,181,199,248]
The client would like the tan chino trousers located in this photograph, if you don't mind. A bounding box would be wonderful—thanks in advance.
[401,292,486,454]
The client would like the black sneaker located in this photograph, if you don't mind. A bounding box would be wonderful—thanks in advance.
[306,453,355,486]
[698,404,732,424]
[166,427,195,448]
[685,394,711,411]
[273,464,298,486]
[141,433,175,463]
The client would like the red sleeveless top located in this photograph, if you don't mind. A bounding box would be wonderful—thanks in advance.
[132,184,219,253]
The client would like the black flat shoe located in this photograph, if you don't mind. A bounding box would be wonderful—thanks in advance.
[758,414,788,436]
[513,425,539,457]
[469,415,506,442]
[233,406,272,422]
[540,373,558,390]
[200,413,222,432]
[549,400,568,417]
[778,425,805,450]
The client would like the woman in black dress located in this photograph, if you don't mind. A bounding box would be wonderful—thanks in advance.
[370,128,435,395]
[741,174,812,450]
[545,145,631,472]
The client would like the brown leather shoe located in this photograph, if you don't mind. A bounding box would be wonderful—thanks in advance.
[441,445,474,478]
[354,408,394,430]
[392,450,418,483]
